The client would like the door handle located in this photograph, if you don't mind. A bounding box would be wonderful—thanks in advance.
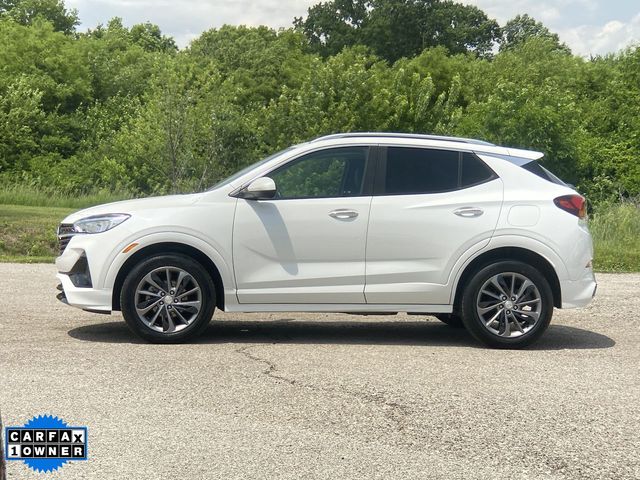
[329,209,359,219]
[454,207,484,218]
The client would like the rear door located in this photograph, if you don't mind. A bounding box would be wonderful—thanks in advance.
[365,146,503,304]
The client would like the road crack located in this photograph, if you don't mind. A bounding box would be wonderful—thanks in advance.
[235,345,297,386]
[234,344,413,436]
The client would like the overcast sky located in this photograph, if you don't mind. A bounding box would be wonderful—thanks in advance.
[65,0,640,56]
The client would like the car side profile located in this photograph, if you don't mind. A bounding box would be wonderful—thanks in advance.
[56,133,596,348]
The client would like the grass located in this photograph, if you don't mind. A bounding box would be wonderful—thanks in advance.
[1,199,639,272]
[0,184,132,209]
[0,204,74,263]
[590,202,640,272]
[0,185,133,263]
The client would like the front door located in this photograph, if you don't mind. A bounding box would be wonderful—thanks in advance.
[233,146,373,304]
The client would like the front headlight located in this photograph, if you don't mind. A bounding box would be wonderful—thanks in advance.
[73,213,130,234]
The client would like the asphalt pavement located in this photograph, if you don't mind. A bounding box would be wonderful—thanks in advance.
[0,264,638,479]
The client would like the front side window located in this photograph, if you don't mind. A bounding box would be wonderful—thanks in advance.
[382,147,496,195]
[208,146,295,190]
[269,147,368,199]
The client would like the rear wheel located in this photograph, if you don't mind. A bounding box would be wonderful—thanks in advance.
[120,254,216,343]
[461,261,553,348]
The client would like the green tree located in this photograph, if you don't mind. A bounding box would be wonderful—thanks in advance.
[364,0,500,61]
[0,0,78,33]
[189,25,313,106]
[0,18,91,111]
[294,0,500,62]
[130,22,177,53]
[293,0,368,57]
[452,38,584,183]
[80,18,173,101]
[500,14,569,53]
[0,0,639,205]
[0,78,45,172]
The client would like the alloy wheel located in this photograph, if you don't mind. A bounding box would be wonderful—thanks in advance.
[476,272,542,338]
[134,266,202,333]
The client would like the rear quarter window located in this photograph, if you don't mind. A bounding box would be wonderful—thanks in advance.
[461,152,496,188]
[521,161,567,186]
[481,152,567,186]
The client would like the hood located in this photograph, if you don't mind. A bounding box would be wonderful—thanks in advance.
[62,193,203,224]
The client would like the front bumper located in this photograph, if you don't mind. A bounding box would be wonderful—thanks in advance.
[56,231,117,312]
[56,273,112,312]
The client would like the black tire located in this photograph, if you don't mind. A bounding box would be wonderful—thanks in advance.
[460,261,553,349]
[120,254,216,343]
[434,313,464,328]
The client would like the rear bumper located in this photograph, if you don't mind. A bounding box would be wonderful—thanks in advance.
[56,273,112,312]
[560,270,597,308]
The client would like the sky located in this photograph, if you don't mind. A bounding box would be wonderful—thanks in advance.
[65,0,640,56]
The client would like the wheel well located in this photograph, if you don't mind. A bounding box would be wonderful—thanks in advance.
[111,242,225,311]
[453,247,562,311]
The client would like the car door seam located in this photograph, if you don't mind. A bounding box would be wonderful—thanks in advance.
[363,144,380,303]
[230,197,241,307]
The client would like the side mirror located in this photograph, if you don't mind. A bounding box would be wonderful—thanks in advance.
[239,176,277,200]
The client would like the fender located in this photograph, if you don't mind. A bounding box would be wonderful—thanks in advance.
[447,234,570,305]
[102,230,235,297]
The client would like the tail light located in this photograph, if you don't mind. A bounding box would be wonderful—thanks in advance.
[554,195,586,219]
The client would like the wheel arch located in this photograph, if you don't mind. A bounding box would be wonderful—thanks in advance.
[452,246,562,310]
[111,242,225,311]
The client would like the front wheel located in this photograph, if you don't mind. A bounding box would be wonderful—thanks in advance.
[120,254,216,343]
[461,261,553,348]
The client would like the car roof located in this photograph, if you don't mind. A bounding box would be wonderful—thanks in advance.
[308,132,544,160]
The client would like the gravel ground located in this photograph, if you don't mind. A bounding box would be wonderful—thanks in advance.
[0,264,638,479]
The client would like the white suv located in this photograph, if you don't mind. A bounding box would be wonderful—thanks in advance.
[56,133,596,348]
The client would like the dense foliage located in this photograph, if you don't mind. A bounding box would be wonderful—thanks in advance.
[293,0,500,61]
[0,0,639,205]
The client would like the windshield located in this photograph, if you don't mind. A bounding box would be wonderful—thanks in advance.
[207,147,296,191]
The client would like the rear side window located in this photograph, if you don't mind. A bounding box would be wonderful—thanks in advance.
[384,148,458,194]
[382,147,496,195]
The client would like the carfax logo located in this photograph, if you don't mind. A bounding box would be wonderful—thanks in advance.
[4,415,88,473]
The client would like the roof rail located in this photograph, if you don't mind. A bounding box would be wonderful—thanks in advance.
[311,132,495,146]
